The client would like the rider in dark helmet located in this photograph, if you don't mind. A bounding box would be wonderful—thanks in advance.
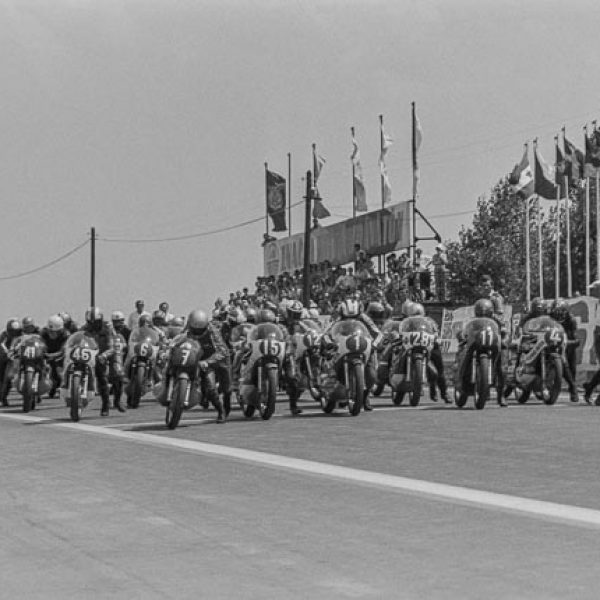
[0,319,23,406]
[549,298,579,403]
[519,297,547,329]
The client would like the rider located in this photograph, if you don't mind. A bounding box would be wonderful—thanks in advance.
[40,315,69,399]
[408,303,451,404]
[21,316,40,336]
[59,312,79,334]
[79,307,123,416]
[365,301,386,329]
[111,311,132,345]
[457,298,507,407]
[326,297,383,411]
[245,307,258,324]
[181,309,227,423]
[548,298,579,403]
[0,319,23,406]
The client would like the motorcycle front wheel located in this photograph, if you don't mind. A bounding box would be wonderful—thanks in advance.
[131,363,146,409]
[409,357,423,407]
[70,373,83,422]
[166,378,186,429]
[259,368,277,421]
[542,356,563,405]
[22,371,34,413]
[474,355,490,410]
[347,362,364,416]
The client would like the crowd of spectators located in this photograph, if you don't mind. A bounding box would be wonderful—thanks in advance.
[220,244,449,317]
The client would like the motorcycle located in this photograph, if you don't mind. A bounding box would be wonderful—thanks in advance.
[453,317,502,410]
[318,319,372,416]
[126,326,161,409]
[61,332,99,422]
[511,316,565,405]
[15,334,49,413]
[388,316,437,406]
[291,320,323,402]
[239,322,286,420]
[373,319,403,397]
[161,336,203,429]
[0,338,21,406]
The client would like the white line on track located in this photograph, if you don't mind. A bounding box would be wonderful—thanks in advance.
[2,410,600,530]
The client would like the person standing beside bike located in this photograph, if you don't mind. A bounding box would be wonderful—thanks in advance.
[40,315,69,399]
[0,319,23,406]
[549,298,579,403]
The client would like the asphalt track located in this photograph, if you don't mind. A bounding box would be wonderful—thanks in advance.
[1,389,600,599]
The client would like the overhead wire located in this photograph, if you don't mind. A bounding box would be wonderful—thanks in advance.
[0,238,89,281]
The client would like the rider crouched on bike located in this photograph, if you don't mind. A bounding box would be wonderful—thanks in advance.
[77,307,124,416]
[40,315,69,399]
[322,297,383,411]
[180,309,227,423]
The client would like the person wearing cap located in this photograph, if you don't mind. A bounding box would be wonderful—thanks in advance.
[127,300,146,330]
[427,244,448,302]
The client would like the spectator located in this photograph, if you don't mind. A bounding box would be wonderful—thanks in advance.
[127,299,146,330]
[428,244,448,302]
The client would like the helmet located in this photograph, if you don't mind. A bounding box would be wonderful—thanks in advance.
[152,309,167,327]
[264,300,278,314]
[245,307,257,323]
[408,303,425,317]
[6,319,21,334]
[22,316,36,333]
[366,302,385,321]
[187,309,209,336]
[111,310,125,322]
[308,308,320,320]
[340,298,360,319]
[59,312,72,326]
[258,309,276,324]
[530,297,547,317]
[474,298,494,318]
[85,307,103,324]
[47,315,64,332]
[287,300,304,320]
[228,306,245,325]
[550,298,569,321]
[171,316,185,328]
[401,300,414,317]
[211,308,221,320]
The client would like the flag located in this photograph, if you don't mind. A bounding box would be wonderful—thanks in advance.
[379,123,393,204]
[584,128,600,177]
[312,146,331,219]
[508,147,534,199]
[412,107,423,198]
[563,135,584,185]
[351,133,368,212]
[266,169,287,231]
[555,141,567,197]
[534,147,559,200]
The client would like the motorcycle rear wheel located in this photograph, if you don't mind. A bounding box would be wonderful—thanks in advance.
[166,378,186,429]
[373,382,385,397]
[392,389,405,406]
[259,369,277,420]
[474,355,490,410]
[347,363,364,416]
[70,373,83,422]
[409,357,424,407]
[22,371,34,413]
[514,386,531,403]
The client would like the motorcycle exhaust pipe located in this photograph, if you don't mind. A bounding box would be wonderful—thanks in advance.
[343,360,349,390]
[257,364,263,393]
[406,354,412,383]
[471,357,477,384]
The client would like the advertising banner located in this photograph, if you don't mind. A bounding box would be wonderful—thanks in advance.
[263,201,410,277]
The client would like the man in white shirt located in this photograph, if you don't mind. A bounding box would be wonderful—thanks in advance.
[127,299,146,330]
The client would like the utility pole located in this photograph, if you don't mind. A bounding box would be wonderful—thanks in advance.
[302,171,312,306]
[90,226,96,307]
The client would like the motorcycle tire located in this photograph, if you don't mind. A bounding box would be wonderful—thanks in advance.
[454,387,468,408]
[373,382,385,397]
[542,356,563,405]
[409,357,424,407]
[131,364,145,409]
[392,389,405,406]
[320,394,336,413]
[474,355,490,410]
[70,373,83,422]
[514,386,531,404]
[259,369,277,420]
[347,363,364,416]
[243,403,256,418]
[0,374,11,407]
[22,371,34,413]
[166,378,186,429]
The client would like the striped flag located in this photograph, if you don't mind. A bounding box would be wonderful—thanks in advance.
[379,123,393,204]
[351,132,368,212]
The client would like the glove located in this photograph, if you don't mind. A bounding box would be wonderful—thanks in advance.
[96,353,108,366]
[199,360,209,371]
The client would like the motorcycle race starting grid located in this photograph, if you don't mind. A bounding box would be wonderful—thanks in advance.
[2,403,600,531]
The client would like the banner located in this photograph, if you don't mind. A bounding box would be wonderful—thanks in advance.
[263,201,410,276]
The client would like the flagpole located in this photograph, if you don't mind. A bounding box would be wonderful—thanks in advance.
[287,153,292,237]
[525,196,531,310]
[584,126,591,293]
[597,171,600,283]
[410,101,417,267]
[379,115,385,276]
[264,162,270,239]
[554,134,561,299]
[533,139,543,299]
[350,128,357,221]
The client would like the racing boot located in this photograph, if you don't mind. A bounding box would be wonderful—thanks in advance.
[429,382,438,402]
[583,381,594,405]
[363,389,373,411]
[223,392,232,417]
[569,385,579,403]
[112,381,126,413]
[100,392,110,417]
[289,393,303,416]
[438,376,451,404]
[498,394,508,407]
[211,394,226,423]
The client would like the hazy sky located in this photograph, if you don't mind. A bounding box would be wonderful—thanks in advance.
[1,0,599,324]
